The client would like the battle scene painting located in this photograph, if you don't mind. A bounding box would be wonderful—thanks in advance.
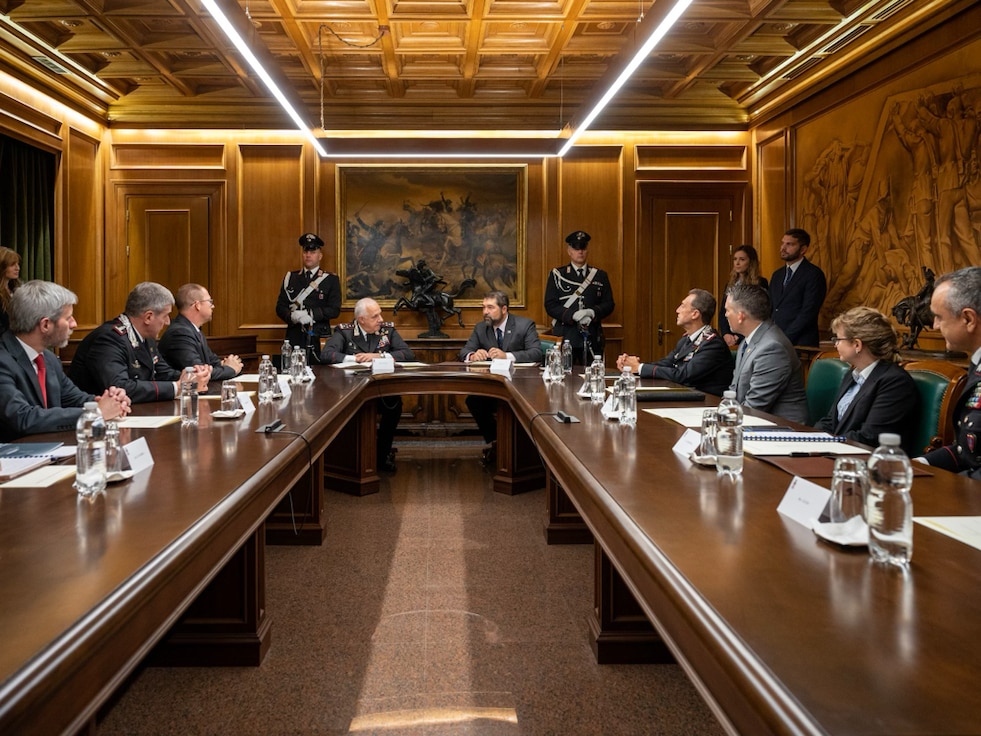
[337,166,526,307]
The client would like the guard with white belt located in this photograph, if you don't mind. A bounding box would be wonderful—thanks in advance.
[275,232,342,364]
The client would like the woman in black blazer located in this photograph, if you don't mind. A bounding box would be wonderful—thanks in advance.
[718,244,768,346]
[814,306,918,448]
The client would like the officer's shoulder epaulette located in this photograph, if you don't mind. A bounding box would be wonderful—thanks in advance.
[381,321,395,329]
[111,320,127,336]
[336,322,356,330]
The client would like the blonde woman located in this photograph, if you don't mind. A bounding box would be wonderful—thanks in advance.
[814,306,918,448]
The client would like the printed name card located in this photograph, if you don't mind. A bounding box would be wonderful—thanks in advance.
[672,428,701,457]
[777,476,831,528]
[490,358,514,378]
[122,437,154,475]
[238,392,256,415]
[372,355,395,374]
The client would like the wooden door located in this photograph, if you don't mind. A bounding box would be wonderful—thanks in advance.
[640,187,742,361]
[125,194,211,323]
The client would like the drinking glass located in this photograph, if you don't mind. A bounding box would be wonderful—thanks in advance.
[220,380,239,412]
[589,362,605,403]
[830,457,869,523]
[698,409,717,459]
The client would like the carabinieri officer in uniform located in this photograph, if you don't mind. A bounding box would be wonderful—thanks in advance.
[321,297,415,474]
[544,230,615,365]
[275,232,341,363]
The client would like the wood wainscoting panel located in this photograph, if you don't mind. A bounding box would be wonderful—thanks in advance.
[63,128,102,328]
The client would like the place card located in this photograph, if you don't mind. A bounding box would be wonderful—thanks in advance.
[372,355,395,374]
[777,476,831,528]
[672,428,701,457]
[123,437,154,475]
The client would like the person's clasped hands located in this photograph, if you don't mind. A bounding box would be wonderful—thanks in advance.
[573,308,594,326]
[97,386,132,420]
[291,309,313,325]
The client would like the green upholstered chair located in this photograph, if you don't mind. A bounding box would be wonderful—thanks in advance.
[903,360,967,456]
[805,356,850,425]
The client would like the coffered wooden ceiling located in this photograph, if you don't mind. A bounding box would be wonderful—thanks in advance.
[0,0,966,132]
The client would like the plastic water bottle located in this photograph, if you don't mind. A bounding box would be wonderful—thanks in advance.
[258,354,275,402]
[616,366,636,426]
[715,390,743,476]
[866,433,913,566]
[180,367,199,425]
[561,339,573,374]
[75,401,106,496]
[281,339,292,374]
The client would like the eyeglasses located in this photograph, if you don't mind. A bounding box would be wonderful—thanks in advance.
[830,335,850,344]
[196,298,215,306]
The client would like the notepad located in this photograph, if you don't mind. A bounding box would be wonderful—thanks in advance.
[742,430,846,442]
[0,456,54,481]
[0,441,64,458]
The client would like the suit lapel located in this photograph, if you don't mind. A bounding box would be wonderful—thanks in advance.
[3,333,48,407]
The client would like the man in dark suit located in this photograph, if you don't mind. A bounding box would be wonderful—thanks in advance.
[545,230,615,365]
[0,281,130,441]
[460,290,541,464]
[321,297,414,473]
[276,232,341,363]
[923,267,981,479]
[159,283,243,381]
[616,289,733,396]
[769,228,827,347]
[71,282,210,403]
[724,282,809,423]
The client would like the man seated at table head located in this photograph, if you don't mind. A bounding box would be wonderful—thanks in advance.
[459,291,541,465]
[70,281,211,404]
[159,283,243,381]
[922,266,981,479]
[0,280,130,441]
[723,282,809,423]
[616,288,733,396]
[321,297,414,473]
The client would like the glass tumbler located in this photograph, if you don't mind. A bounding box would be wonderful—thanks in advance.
[698,409,718,459]
[220,380,239,412]
[830,457,869,523]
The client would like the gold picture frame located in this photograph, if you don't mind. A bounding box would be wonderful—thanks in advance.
[337,164,527,307]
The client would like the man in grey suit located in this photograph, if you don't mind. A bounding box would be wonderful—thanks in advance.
[0,281,130,441]
[724,282,809,423]
[459,290,541,465]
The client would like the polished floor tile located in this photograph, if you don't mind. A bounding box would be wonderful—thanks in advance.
[98,446,722,735]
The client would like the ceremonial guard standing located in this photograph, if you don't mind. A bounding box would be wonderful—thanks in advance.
[545,231,615,365]
[275,232,341,363]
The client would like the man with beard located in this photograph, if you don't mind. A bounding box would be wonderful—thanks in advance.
[459,290,541,466]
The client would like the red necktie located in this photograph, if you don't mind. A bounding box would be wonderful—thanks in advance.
[34,355,47,408]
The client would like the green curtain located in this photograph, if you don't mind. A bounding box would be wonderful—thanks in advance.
[0,133,55,281]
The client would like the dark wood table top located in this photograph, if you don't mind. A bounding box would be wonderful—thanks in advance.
[3,363,981,735]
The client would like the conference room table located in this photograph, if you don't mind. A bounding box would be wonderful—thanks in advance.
[2,362,981,735]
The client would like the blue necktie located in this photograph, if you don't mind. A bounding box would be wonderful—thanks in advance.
[784,267,792,287]
[496,328,504,350]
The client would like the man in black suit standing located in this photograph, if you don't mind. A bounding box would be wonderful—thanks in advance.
[159,283,243,381]
[769,228,827,347]
[275,232,342,363]
[616,289,733,396]
[0,281,130,441]
[545,230,615,364]
[321,297,414,473]
[459,290,541,465]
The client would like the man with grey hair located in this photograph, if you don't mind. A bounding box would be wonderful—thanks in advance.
[724,282,809,423]
[616,288,733,395]
[71,281,210,403]
[923,267,981,478]
[0,280,130,441]
[321,297,414,473]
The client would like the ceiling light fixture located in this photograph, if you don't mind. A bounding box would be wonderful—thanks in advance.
[202,0,327,156]
[557,0,694,156]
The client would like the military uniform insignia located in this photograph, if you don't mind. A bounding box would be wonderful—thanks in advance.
[968,384,981,410]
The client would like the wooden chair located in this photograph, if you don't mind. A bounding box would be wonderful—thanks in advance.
[903,360,967,455]
[805,356,850,425]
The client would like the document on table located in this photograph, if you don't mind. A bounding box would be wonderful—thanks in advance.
[118,416,181,428]
[915,517,981,552]
[744,440,868,456]
[466,361,539,367]
[644,407,777,428]
[0,456,52,481]
[0,464,76,488]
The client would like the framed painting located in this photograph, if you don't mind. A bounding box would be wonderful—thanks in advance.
[337,164,527,307]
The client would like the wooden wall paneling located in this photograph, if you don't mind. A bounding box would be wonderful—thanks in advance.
[558,146,624,351]
[63,128,102,329]
[237,145,305,355]
[755,131,789,279]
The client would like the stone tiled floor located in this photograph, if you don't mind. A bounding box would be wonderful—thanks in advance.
[98,445,723,735]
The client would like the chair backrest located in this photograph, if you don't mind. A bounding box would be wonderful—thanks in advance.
[903,360,967,455]
[540,337,559,360]
[805,357,850,425]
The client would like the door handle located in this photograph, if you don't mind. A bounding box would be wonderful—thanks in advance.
[657,322,672,346]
